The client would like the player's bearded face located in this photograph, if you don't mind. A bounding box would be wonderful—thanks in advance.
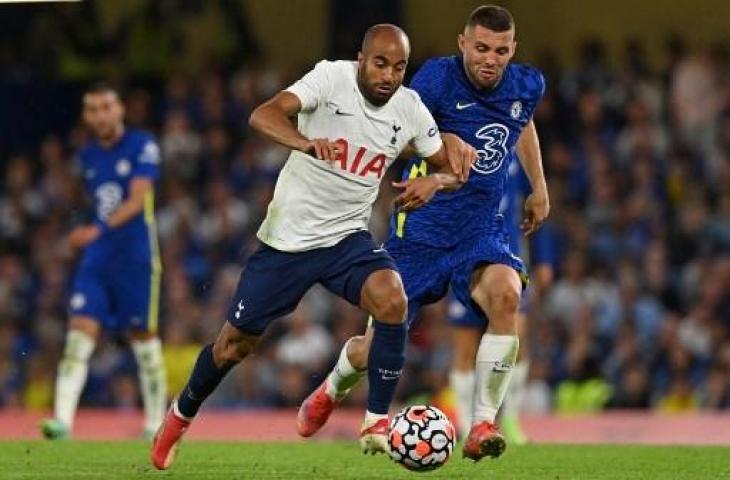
[458,25,516,89]
[83,93,124,139]
[357,52,407,106]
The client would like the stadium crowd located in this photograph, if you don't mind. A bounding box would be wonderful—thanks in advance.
[0,4,728,417]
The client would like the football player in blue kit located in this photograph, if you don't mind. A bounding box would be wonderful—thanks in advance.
[448,160,557,445]
[41,84,166,440]
[302,5,549,462]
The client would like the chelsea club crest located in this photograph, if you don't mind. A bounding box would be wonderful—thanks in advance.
[116,158,131,176]
[510,101,522,120]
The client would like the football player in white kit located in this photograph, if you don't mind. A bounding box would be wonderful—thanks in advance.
[151,24,476,470]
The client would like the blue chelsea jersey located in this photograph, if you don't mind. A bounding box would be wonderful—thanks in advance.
[392,56,545,247]
[77,128,161,265]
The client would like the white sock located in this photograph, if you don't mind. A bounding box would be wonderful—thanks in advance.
[131,337,167,433]
[325,338,366,401]
[364,409,388,426]
[54,330,95,429]
[472,334,519,424]
[501,360,529,418]
[449,369,475,439]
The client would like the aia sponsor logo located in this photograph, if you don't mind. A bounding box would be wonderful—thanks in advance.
[333,138,388,179]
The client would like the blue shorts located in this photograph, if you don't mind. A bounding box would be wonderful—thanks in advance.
[385,231,526,329]
[229,231,397,336]
[69,261,161,333]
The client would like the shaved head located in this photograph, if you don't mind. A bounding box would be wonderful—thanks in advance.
[361,24,410,57]
[357,24,411,106]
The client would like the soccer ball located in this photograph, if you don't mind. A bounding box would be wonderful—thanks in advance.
[388,405,456,472]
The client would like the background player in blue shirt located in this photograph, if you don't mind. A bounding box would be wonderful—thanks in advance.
[41,85,166,440]
[306,5,549,462]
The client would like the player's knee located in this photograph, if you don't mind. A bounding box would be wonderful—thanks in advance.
[473,283,520,316]
[488,286,521,315]
[370,289,407,324]
[362,271,407,324]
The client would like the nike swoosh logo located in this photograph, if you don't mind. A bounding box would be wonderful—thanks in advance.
[492,361,512,373]
[372,248,386,254]
[335,109,354,116]
[456,102,477,110]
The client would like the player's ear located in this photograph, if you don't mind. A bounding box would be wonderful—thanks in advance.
[457,34,466,54]
[357,51,364,67]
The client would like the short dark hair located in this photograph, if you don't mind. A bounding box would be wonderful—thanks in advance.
[466,5,514,32]
[84,82,120,98]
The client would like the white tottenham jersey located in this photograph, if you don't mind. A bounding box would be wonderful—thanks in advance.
[257,60,442,252]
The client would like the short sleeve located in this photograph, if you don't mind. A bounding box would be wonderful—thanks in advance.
[285,60,333,112]
[526,69,546,117]
[409,98,442,159]
[535,71,547,101]
[133,138,161,180]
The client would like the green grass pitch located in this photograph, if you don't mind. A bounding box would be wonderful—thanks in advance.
[2,441,727,479]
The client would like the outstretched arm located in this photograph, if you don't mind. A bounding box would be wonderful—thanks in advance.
[516,119,549,236]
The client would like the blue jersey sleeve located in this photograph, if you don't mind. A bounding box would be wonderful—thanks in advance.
[408,58,447,114]
[535,71,546,101]
[525,68,546,119]
[133,135,161,181]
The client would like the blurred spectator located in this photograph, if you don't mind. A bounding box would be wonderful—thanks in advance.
[276,304,334,372]
[658,377,699,413]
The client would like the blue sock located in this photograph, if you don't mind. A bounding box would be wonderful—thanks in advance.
[177,344,233,418]
[366,319,407,415]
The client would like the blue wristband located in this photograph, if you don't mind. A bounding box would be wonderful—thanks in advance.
[94,219,111,235]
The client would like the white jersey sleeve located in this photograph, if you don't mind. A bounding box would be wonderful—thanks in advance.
[408,98,442,158]
[285,60,334,112]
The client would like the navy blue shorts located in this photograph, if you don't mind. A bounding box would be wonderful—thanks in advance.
[69,261,161,333]
[229,231,397,336]
[385,231,527,329]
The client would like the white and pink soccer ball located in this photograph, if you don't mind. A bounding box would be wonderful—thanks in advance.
[388,405,456,472]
